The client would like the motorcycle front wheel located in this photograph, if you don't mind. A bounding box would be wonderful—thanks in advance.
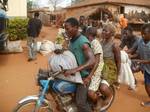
[13,96,53,112]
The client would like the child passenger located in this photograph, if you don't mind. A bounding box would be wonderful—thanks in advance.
[86,27,113,112]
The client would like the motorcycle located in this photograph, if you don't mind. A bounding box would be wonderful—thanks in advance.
[13,67,115,112]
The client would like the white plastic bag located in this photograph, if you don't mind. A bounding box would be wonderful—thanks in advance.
[36,41,42,52]
[7,41,23,53]
[118,51,136,89]
[49,50,83,84]
[40,40,55,56]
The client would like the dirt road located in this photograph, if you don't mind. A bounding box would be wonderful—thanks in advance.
[0,27,150,112]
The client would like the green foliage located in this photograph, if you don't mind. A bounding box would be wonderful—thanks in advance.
[71,0,85,5]
[27,0,33,10]
[7,18,28,41]
[55,34,65,44]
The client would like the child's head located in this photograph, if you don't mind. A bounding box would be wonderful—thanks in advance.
[86,27,97,41]
[141,23,150,42]
[102,23,116,40]
[122,26,133,39]
[79,16,86,25]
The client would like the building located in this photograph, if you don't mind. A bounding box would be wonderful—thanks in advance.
[66,0,150,23]
[28,7,66,26]
[6,0,27,17]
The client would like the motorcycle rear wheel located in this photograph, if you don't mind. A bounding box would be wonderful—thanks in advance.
[100,85,115,112]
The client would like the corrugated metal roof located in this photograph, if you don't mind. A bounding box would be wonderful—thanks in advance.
[67,0,150,9]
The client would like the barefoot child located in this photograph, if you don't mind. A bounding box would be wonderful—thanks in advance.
[132,24,150,106]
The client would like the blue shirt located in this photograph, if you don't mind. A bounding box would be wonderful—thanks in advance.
[0,9,7,32]
[136,39,150,74]
[0,9,7,18]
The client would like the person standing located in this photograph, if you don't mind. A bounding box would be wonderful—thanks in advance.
[101,23,121,86]
[101,14,110,26]
[132,24,150,106]
[79,16,87,36]
[120,26,141,74]
[0,4,7,33]
[64,17,95,112]
[27,12,42,61]
[119,14,128,33]
[120,26,139,52]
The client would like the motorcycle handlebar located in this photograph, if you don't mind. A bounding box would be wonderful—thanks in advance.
[49,65,66,78]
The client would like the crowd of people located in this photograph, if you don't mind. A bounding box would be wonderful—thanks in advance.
[27,12,150,112]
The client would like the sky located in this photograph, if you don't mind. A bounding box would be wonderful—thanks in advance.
[35,0,71,8]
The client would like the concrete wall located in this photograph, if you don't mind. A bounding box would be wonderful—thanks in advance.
[6,0,27,17]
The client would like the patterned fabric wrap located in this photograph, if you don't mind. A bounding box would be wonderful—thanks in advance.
[102,58,117,85]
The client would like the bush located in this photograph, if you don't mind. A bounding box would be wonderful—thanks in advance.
[7,18,28,41]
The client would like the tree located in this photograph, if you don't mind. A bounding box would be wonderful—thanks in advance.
[27,0,39,10]
[48,0,64,11]
[27,0,33,10]
[71,0,85,5]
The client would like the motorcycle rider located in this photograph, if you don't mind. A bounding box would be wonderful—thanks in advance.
[64,17,95,112]
[64,17,113,112]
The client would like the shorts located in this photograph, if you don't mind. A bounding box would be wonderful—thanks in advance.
[52,80,76,94]
[144,71,150,85]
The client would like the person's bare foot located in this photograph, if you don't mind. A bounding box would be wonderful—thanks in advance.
[28,58,33,62]
[115,85,120,90]
[28,58,36,62]
[114,82,120,90]
[141,101,150,107]
[94,99,102,112]
[128,86,136,91]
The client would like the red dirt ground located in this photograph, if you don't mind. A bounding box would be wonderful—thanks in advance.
[0,26,150,112]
